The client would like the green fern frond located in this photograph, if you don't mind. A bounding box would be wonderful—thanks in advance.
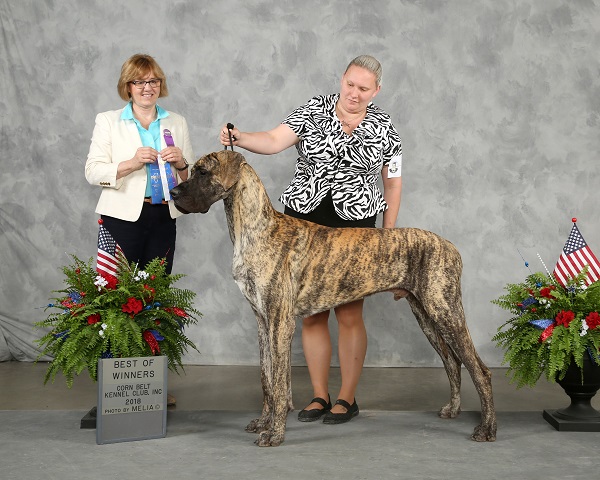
[35,256,201,387]
[491,270,600,388]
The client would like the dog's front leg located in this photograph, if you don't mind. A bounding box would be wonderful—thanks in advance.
[255,307,295,447]
[246,313,274,433]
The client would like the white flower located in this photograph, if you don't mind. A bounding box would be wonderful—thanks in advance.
[99,330,104,337]
[134,270,149,281]
[580,319,589,337]
[101,323,107,330]
[94,275,108,291]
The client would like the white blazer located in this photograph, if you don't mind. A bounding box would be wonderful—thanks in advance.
[85,107,194,221]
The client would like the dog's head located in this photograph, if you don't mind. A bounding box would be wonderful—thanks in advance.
[170,150,247,214]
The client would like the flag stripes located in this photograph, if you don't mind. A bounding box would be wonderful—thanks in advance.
[96,221,126,282]
[553,223,600,287]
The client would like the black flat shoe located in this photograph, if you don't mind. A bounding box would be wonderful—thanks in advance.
[322,399,359,424]
[297,395,332,422]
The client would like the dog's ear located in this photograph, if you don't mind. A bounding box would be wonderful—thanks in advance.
[217,150,247,191]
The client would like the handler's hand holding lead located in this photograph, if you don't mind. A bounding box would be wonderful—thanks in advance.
[220,124,240,145]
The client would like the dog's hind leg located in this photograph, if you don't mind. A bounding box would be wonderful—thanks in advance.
[424,298,497,442]
[406,294,462,418]
[447,324,497,441]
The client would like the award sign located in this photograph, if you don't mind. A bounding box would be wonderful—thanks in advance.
[96,356,167,445]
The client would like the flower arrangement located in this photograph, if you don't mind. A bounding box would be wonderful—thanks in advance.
[492,268,600,388]
[36,256,201,387]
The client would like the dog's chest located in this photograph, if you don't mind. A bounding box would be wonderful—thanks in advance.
[231,254,264,307]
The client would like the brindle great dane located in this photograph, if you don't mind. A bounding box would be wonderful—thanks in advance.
[170,150,496,447]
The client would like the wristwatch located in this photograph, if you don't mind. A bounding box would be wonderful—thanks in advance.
[175,158,189,171]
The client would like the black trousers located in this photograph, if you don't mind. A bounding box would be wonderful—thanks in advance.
[101,203,177,274]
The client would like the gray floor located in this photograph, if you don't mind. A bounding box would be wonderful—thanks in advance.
[2,362,600,479]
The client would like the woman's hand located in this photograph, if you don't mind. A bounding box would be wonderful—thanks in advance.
[160,146,186,170]
[219,124,241,147]
[117,147,158,179]
[218,123,299,155]
[133,146,160,168]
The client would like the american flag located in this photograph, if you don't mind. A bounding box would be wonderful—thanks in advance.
[96,221,125,282]
[553,222,600,288]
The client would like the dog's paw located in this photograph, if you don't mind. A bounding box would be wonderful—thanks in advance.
[470,424,497,442]
[438,403,461,419]
[245,417,271,433]
[245,418,260,432]
[254,431,285,447]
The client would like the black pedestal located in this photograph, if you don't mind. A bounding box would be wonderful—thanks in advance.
[543,356,600,432]
[80,406,97,429]
[543,409,600,432]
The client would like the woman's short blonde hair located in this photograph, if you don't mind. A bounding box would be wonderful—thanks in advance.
[345,55,382,87]
[117,53,169,101]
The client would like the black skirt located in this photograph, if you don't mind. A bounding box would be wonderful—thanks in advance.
[283,192,376,228]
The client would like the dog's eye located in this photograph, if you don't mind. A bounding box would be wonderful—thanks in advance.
[198,168,208,175]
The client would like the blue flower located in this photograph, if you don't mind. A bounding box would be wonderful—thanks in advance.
[68,291,82,303]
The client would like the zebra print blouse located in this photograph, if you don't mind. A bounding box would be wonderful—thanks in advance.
[280,94,402,221]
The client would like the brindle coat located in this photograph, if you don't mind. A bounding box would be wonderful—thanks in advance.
[170,150,497,447]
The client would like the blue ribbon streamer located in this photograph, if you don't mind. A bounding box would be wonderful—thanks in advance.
[529,319,555,329]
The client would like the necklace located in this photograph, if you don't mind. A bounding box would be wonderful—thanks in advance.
[336,104,365,129]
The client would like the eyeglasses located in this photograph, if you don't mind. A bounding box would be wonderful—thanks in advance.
[130,79,161,89]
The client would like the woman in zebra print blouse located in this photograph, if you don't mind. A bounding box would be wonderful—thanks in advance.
[219,55,402,425]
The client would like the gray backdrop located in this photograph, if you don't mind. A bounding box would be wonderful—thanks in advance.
[1,0,599,368]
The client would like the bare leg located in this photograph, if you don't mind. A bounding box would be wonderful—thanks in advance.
[332,299,367,413]
[301,310,332,410]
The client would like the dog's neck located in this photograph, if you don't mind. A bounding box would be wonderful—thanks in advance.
[223,163,277,247]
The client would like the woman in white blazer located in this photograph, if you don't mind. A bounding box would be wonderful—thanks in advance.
[85,53,193,276]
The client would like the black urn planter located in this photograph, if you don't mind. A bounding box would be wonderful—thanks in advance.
[543,355,600,431]
[81,406,97,429]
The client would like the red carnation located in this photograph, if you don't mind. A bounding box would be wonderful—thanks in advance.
[87,313,101,325]
[143,284,156,298]
[103,275,118,290]
[585,312,600,330]
[539,287,554,299]
[555,310,575,328]
[122,297,143,317]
